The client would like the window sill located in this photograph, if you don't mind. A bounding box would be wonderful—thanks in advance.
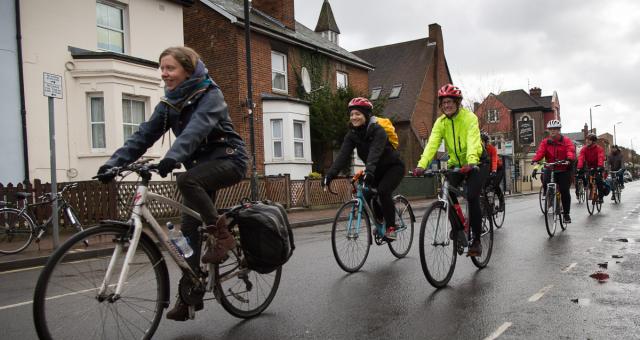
[272,88,288,95]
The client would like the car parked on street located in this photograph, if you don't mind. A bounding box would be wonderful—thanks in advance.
[623,170,632,182]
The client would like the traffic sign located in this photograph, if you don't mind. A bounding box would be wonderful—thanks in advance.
[43,72,63,99]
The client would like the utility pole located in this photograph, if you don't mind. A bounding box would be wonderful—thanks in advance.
[244,0,258,201]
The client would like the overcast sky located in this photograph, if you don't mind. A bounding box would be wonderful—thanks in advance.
[294,0,640,149]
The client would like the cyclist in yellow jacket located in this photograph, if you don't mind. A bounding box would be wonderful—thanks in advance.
[412,84,489,256]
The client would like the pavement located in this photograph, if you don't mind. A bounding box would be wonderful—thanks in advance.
[0,191,538,272]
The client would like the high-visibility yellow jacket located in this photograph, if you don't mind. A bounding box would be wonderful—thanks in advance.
[417,107,485,168]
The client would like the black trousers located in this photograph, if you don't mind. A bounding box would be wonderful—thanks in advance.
[176,159,245,268]
[370,163,406,228]
[448,163,489,241]
[542,170,571,214]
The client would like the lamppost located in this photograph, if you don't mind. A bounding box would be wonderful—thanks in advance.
[614,121,622,145]
[589,104,601,133]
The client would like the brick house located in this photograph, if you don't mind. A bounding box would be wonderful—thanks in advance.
[474,87,560,178]
[183,0,372,179]
[352,24,453,171]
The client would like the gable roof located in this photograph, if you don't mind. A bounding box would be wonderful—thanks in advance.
[535,95,552,110]
[315,0,340,33]
[201,0,371,70]
[353,38,435,122]
[496,90,543,112]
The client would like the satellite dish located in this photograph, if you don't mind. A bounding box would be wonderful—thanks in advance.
[301,67,311,94]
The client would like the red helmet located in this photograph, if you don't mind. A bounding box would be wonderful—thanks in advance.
[437,84,463,99]
[348,97,373,110]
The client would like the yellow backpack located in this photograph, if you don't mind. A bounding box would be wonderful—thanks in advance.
[371,116,399,149]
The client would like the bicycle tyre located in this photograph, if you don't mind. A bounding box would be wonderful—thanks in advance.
[0,207,35,254]
[576,180,586,204]
[419,201,457,288]
[614,183,621,203]
[586,184,596,215]
[388,196,414,258]
[33,224,169,340]
[559,194,567,231]
[544,188,557,237]
[492,188,506,229]
[538,186,546,215]
[471,197,494,268]
[331,200,371,273]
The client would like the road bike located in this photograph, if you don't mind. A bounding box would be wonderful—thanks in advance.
[418,168,494,288]
[484,180,505,229]
[33,161,281,340]
[584,168,603,215]
[328,170,415,273]
[541,161,568,237]
[0,183,84,254]
[608,169,623,204]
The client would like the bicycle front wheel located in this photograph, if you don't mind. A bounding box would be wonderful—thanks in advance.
[492,188,506,229]
[0,208,35,254]
[613,184,621,203]
[331,200,371,272]
[544,188,557,237]
[419,201,456,288]
[33,224,169,340]
[576,180,586,203]
[586,184,596,215]
[538,186,546,214]
[471,198,494,268]
[214,225,282,319]
[388,196,414,258]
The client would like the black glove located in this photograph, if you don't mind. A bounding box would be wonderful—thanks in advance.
[322,175,334,188]
[531,169,538,180]
[490,171,497,178]
[96,164,116,184]
[157,158,178,178]
[363,171,374,185]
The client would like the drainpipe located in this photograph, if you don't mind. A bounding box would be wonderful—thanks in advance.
[15,0,30,183]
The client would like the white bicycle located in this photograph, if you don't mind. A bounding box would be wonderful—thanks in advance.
[33,160,281,339]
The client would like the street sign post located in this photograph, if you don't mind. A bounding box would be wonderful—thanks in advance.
[43,72,62,249]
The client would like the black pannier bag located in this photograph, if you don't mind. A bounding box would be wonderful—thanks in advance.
[230,200,295,274]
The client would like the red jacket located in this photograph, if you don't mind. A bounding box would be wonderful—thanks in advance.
[577,144,605,169]
[486,144,503,172]
[532,135,576,171]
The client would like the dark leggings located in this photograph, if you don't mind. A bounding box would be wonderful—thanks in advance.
[543,170,571,214]
[177,159,245,269]
[371,163,406,228]
[449,163,489,241]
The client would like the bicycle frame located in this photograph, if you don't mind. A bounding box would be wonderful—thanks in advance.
[428,169,469,245]
[98,178,201,299]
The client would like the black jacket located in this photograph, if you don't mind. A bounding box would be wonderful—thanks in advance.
[608,152,623,171]
[328,120,403,177]
[105,83,248,170]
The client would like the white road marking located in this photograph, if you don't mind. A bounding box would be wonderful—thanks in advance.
[0,287,97,311]
[0,265,44,275]
[528,285,554,302]
[562,262,577,272]
[483,322,512,340]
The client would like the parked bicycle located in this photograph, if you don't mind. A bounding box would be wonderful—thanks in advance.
[0,183,84,255]
[608,169,623,204]
[327,170,415,273]
[541,161,568,237]
[417,168,494,288]
[33,161,281,340]
[584,168,603,215]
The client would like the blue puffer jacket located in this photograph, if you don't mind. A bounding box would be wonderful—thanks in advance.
[105,60,248,170]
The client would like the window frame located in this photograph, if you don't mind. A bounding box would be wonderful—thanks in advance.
[271,51,288,93]
[88,94,106,151]
[293,120,305,159]
[487,109,499,123]
[122,95,146,142]
[389,84,403,99]
[96,0,127,54]
[271,118,284,159]
[336,71,348,89]
[370,87,382,100]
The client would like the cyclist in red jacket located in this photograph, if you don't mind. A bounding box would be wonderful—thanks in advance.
[577,133,608,203]
[531,120,576,223]
[481,132,504,199]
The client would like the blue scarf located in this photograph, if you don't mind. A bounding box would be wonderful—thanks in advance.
[164,59,213,105]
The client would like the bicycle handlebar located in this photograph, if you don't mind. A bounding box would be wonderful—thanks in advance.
[412,166,479,178]
[93,160,182,182]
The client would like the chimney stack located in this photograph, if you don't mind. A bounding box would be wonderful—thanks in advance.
[252,0,295,30]
[529,87,542,98]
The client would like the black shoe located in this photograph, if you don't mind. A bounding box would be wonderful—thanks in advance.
[563,214,571,223]
[598,197,604,204]
[468,239,482,257]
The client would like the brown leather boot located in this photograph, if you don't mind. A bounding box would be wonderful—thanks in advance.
[202,216,237,264]
[166,296,203,321]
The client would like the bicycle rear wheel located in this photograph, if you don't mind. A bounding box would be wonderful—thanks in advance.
[0,208,35,254]
[331,200,371,272]
[538,186,546,214]
[33,224,169,340]
[544,188,557,237]
[388,196,414,258]
[214,224,281,319]
[419,201,457,288]
[471,198,494,268]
